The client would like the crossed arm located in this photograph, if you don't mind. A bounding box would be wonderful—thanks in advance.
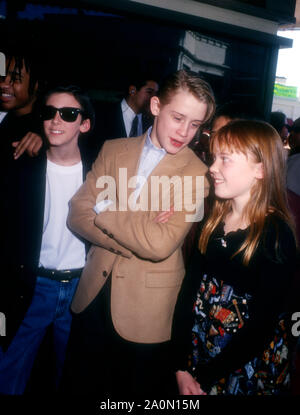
[68,142,208,262]
[71,157,207,261]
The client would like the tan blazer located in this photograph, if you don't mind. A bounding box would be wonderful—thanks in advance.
[68,133,209,343]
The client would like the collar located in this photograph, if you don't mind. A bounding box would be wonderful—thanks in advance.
[0,111,7,123]
[121,98,137,119]
[145,126,167,156]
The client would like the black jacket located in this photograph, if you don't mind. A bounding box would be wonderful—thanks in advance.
[0,140,95,349]
[171,215,297,392]
[93,100,153,145]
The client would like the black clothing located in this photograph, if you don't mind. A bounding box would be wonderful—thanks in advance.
[0,111,41,170]
[61,273,177,396]
[172,215,297,394]
[92,101,153,145]
[99,101,127,140]
[0,111,41,142]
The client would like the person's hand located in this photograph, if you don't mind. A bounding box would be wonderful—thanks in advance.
[154,206,174,223]
[176,370,207,395]
[12,132,43,159]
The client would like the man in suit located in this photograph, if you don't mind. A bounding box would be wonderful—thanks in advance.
[99,75,159,141]
[62,70,215,395]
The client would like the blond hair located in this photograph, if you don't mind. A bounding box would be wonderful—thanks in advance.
[158,70,215,125]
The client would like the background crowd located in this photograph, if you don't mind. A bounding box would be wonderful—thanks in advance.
[0,37,299,397]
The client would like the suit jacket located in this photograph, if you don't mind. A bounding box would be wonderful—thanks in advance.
[0,111,42,172]
[103,101,127,140]
[0,141,95,349]
[68,133,209,344]
[95,101,153,144]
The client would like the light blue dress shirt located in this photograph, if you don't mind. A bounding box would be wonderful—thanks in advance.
[94,127,166,213]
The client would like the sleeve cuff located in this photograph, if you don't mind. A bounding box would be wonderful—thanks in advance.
[93,199,113,214]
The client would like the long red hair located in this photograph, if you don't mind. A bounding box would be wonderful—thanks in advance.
[199,119,294,265]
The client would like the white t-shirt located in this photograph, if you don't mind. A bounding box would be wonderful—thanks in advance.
[39,159,85,270]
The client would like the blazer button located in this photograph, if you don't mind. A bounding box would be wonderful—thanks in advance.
[103,271,108,277]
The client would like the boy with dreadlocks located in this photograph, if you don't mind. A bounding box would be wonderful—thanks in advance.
[0,48,45,164]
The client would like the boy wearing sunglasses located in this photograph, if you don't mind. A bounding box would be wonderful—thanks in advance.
[0,86,95,394]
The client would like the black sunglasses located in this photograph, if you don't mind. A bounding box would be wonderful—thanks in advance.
[41,105,83,122]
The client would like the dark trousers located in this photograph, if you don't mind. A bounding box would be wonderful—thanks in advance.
[60,275,177,396]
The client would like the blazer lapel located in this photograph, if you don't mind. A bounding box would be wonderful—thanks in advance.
[115,134,147,203]
[151,151,189,178]
[18,152,47,267]
[144,148,190,212]
[117,104,127,138]
[115,136,191,211]
[79,139,94,180]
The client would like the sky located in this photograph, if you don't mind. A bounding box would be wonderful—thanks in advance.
[276,29,300,93]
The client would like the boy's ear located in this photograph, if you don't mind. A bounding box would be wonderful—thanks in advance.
[255,162,264,179]
[150,96,160,116]
[80,118,91,134]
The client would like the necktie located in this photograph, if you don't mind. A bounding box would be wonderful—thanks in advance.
[129,115,138,137]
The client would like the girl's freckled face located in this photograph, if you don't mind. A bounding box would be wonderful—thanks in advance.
[209,144,262,205]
